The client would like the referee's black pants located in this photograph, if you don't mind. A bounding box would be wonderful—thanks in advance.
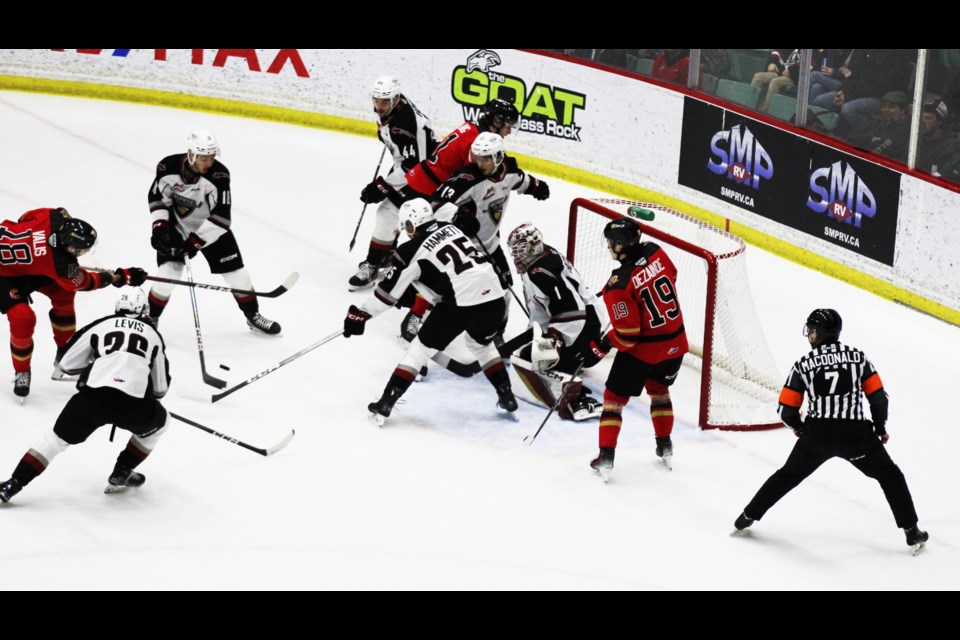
[744,418,919,528]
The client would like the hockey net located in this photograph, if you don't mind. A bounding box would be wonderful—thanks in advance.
[567,198,782,431]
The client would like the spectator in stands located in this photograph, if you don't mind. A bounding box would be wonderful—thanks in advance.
[809,49,852,103]
[651,49,692,86]
[917,98,960,174]
[812,49,916,135]
[751,49,804,112]
[701,49,730,79]
[848,91,912,163]
[564,49,630,70]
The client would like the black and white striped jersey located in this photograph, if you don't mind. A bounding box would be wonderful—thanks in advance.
[377,95,437,190]
[360,221,502,317]
[58,313,171,399]
[778,341,885,423]
[521,246,605,347]
[148,153,231,247]
[433,156,535,254]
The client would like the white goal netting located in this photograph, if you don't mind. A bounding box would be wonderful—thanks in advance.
[568,198,782,431]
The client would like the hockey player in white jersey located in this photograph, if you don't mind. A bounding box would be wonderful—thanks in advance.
[147,131,281,334]
[398,132,550,345]
[342,199,518,425]
[0,288,172,503]
[502,222,609,420]
[351,76,438,290]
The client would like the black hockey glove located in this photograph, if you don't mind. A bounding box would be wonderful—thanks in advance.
[344,305,372,338]
[583,334,612,368]
[151,220,181,255]
[183,233,205,259]
[526,176,550,201]
[401,157,419,173]
[452,206,481,237]
[114,267,148,287]
[360,177,390,204]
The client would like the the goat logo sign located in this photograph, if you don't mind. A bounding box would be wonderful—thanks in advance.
[451,50,587,141]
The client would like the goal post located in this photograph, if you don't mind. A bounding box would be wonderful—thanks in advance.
[567,198,782,431]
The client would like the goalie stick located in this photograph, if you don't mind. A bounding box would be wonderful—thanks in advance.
[171,412,294,457]
[144,272,299,298]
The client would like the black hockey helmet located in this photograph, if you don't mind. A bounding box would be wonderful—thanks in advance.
[479,98,519,131]
[57,217,98,256]
[804,308,842,343]
[604,218,641,254]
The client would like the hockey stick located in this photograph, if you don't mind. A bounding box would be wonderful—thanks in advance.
[349,147,387,252]
[185,259,227,389]
[470,234,530,319]
[523,359,586,446]
[143,272,299,298]
[430,350,481,377]
[178,329,344,403]
[171,412,294,457]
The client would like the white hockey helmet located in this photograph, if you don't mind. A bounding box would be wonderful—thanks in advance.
[115,287,149,317]
[187,130,220,164]
[507,222,545,273]
[471,132,505,170]
[370,76,401,116]
[399,198,436,235]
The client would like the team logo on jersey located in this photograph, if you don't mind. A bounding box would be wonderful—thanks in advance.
[483,187,496,201]
[607,275,619,286]
[706,124,773,197]
[451,50,587,142]
[8,288,20,300]
[806,160,876,231]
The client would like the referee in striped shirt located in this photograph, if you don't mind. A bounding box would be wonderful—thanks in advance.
[733,309,928,551]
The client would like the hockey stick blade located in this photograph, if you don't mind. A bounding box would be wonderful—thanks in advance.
[171,412,295,457]
[144,272,299,298]
[430,351,481,378]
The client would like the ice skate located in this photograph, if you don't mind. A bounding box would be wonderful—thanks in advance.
[246,312,281,335]
[104,465,146,494]
[495,382,518,412]
[570,394,602,421]
[368,384,403,427]
[398,311,422,343]
[590,447,615,483]
[655,436,673,470]
[13,371,30,403]
[0,478,22,503]
[348,261,378,291]
[904,525,929,555]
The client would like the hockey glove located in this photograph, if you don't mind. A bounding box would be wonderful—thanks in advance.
[360,177,390,204]
[344,305,372,338]
[114,267,148,287]
[583,334,612,368]
[182,233,205,259]
[526,177,550,201]
[150,220,181,256]
[401,157,419,173]
[452,206,481,237]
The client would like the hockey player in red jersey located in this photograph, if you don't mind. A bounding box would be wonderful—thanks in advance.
[589,218,688,478]
[404,98,520,198]
[0,207,147,399]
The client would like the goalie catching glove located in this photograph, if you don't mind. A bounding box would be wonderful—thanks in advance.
[343,305,372,338]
